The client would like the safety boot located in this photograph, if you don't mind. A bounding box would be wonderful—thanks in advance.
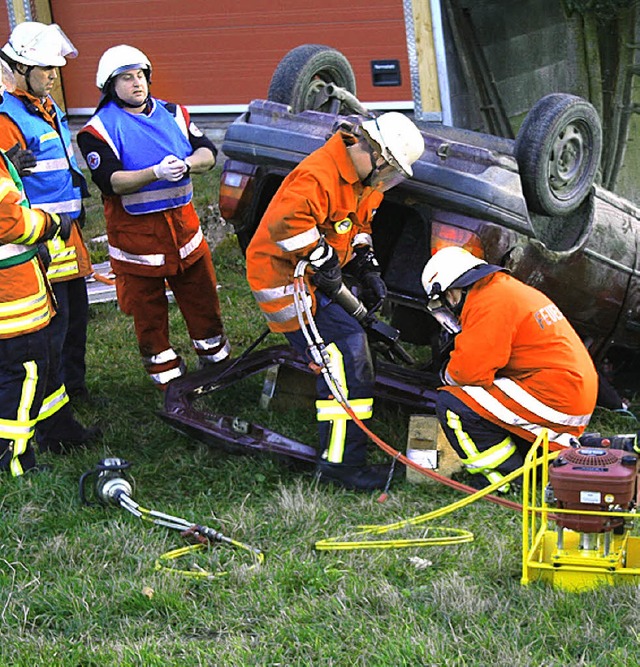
[37,424,102,455]
[316,462,392,491]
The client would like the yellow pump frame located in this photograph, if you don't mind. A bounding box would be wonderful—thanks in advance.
[521,431,640,591]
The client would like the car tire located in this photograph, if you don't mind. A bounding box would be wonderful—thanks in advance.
[267,44,357,114]
[515,94,602,216]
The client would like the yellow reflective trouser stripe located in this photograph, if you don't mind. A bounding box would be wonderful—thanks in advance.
[316,398,373,421]
[319,343,347,463]
[445,409,516,480]
[8,361,38,477]
[316,398,373,464]
[314,343,374,464]
[38,384,69,422]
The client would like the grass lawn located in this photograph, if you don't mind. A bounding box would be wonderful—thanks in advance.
[2,168,640,666]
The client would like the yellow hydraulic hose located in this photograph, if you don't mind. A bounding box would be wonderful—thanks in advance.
[315,444,559,552]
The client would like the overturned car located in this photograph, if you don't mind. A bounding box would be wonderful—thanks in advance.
[161,44,640,462]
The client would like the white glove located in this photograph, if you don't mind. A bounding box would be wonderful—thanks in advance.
[152,155,187,182]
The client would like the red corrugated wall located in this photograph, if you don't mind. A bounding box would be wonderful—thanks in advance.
[46,0,412,112]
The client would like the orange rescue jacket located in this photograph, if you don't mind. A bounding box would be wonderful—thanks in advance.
[246,131,384,332]
[0,156,56,338]
[443,272,598,448]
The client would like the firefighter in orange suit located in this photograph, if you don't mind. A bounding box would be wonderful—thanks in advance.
[246,112,425,491]
[421,246,598,492]
[0,22,94,409]
[77,45,229,388]
[0,59,81,475]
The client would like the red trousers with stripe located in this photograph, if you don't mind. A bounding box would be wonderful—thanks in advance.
[115,253,224,380]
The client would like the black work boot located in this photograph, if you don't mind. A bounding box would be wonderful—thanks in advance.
[316,462,391,491]
[37,424,102,455]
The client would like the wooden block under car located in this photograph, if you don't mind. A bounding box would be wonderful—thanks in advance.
[260,364,317,411]
[406,414,463,483]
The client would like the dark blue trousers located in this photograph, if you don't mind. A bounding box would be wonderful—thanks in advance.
[49,277,89,394]
[285,294,374,466]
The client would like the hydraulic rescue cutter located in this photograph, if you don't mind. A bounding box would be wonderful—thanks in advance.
[522,434,640,591]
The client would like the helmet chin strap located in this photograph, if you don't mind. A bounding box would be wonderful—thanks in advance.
[361,145,379,187]
[15,63,38,98]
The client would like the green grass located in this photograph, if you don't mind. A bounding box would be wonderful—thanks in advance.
[2,170,640,665]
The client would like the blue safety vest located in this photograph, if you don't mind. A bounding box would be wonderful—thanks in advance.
[0,93,84,217]
[87,99,193,215]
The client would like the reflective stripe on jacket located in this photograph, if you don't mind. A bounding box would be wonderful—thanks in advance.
[442,272,598,448]
[0,91,92,282]
[84,99,193,215]
[245,131,383,333]
[0,153,54,338]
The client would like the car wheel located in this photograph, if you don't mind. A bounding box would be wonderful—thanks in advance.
[267,44,357,114]
[515,94,602,216]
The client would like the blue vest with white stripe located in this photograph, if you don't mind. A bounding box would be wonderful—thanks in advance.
[93,99,193,215]
[0,93,84,218]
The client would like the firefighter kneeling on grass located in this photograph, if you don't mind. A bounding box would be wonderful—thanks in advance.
[421,246,598,493]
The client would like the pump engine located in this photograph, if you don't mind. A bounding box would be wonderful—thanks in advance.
[546,441,639,553]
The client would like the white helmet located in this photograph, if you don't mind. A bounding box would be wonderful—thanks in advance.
[2,22,77,67]
[421,246,504,299]
[361,112,425,178]
[96,45,151,90]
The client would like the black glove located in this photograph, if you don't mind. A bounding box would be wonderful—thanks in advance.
[36,243,51,270]
[346,245,387,311]
[309,241,343,299]
[5,143,37,176]
[56,213,73,241]
[40,212,73,241]
[360,271,387,312]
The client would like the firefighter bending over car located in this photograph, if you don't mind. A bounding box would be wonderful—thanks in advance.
[78,45,229,389]
[422,246,598,492]
[246,112,425,491]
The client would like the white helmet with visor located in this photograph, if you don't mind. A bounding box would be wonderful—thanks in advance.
[421,246,505,334]
[2,22,77,67]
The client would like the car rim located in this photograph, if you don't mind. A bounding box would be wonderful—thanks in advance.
[303,76,327,110]
[548,119,590,200]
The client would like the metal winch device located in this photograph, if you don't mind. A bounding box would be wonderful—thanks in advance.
[79,458,263,578]
[522,433,640,591]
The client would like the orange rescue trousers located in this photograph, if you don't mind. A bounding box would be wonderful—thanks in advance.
[115,255,226,385]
